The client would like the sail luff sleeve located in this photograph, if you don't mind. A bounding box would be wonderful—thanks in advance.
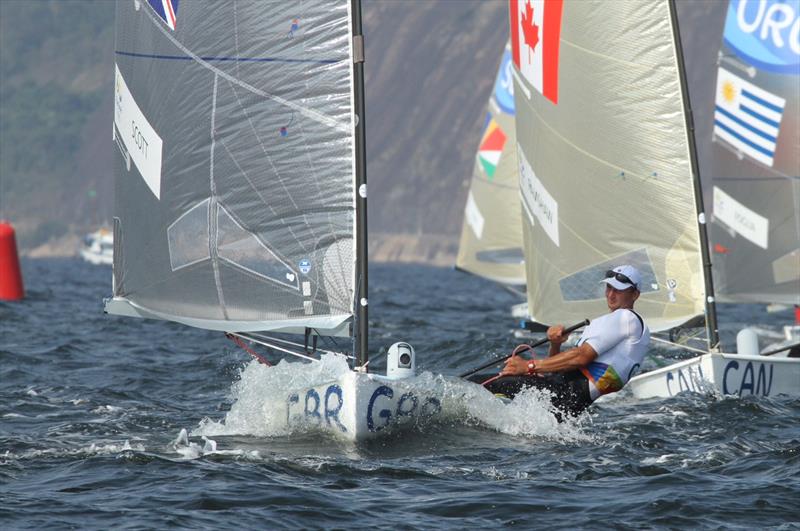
[351,0,369,369]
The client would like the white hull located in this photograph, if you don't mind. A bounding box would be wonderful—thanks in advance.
[283,371,442,441]
[628,353,800,399]
[80,248,113,265]
[80,228,113,265]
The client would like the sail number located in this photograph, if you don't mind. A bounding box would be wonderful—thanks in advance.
[286,384,442,433]
[664,360,774,397]
[722,360,773,396]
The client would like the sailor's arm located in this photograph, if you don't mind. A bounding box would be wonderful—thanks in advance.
[546,325,567,356]
[500,342,598,376]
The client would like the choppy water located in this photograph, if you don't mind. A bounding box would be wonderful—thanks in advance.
[1,258,798,529]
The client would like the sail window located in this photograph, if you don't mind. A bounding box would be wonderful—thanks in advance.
[558,249,659,301]
[167,199,211,271]
[216,204,299,291]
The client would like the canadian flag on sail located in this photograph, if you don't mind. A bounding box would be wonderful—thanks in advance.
[509,0,563,104]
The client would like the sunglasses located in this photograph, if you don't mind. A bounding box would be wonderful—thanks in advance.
[604,270,636,289]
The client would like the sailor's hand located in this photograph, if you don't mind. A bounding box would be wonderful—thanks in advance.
[500,355,527,376]
[547,325,567,344]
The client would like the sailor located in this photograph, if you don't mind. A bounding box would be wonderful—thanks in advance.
[483,265,651,418]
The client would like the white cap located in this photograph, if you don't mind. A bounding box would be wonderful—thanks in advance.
[601,265,641,291]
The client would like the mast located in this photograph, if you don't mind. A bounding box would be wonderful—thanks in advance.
[668,0,720,351]
[351,0,369,368]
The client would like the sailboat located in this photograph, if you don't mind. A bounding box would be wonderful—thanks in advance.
[456,42,526,292]
[455,41,544,333]
[80,227,113,266]
[707,0,799,312]
[506,0,799,399]
[628,0,800,398]
[104,0,441,440]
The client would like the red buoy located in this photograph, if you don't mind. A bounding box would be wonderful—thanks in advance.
[0,221,24,300]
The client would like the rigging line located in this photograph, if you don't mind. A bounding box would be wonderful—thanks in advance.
[762,341,800,357]
[311,327,349,356]
[227,332,320,362]
[245,331,353,359]
[651,335,710,355]
[356,347,388,371]
[138,4,348,132]
[226,333,271,365]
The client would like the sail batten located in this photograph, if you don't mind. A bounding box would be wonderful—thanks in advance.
[107,1,360,337]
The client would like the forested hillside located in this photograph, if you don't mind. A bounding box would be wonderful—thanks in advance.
[0,1,115,246]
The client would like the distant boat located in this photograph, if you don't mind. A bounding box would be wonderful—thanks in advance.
[505,0,798,399]
[103,0,442,440]
[456,42,526,290]
[80,228,113,266]
[455,42,543,334]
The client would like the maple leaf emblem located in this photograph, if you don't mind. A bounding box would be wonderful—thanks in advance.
[521,0,540,62]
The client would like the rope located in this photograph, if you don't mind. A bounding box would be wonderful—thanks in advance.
[480,344,534,386]
[226,333,271,366]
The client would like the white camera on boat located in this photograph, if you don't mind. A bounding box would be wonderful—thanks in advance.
[386,342,415,379]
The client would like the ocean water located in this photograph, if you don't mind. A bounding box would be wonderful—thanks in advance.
[1,258,798,529]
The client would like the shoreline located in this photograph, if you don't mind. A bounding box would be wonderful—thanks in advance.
[20,232,459,266]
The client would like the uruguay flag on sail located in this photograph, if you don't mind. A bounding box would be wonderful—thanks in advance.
[509,0,563,104]
[713,67,786,168]
[147,0,179,31]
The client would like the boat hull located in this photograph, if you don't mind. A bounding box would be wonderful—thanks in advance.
[284,371,443,441]
[627,353,800,399]
[80,248,113,266]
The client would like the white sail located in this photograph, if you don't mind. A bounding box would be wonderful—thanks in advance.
[456,43,525,287]
[708,0,800,305]
[510,0,707,333]
[106,1,359,336]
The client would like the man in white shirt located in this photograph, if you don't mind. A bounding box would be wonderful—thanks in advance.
[483,265,651,418]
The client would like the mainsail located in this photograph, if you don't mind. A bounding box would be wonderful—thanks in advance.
[709,0,800,305]
[456,43,526,287]
[106,1,364,340]
[510,0,712,333]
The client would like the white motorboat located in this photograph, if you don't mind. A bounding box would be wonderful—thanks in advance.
[80,228,113,265]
